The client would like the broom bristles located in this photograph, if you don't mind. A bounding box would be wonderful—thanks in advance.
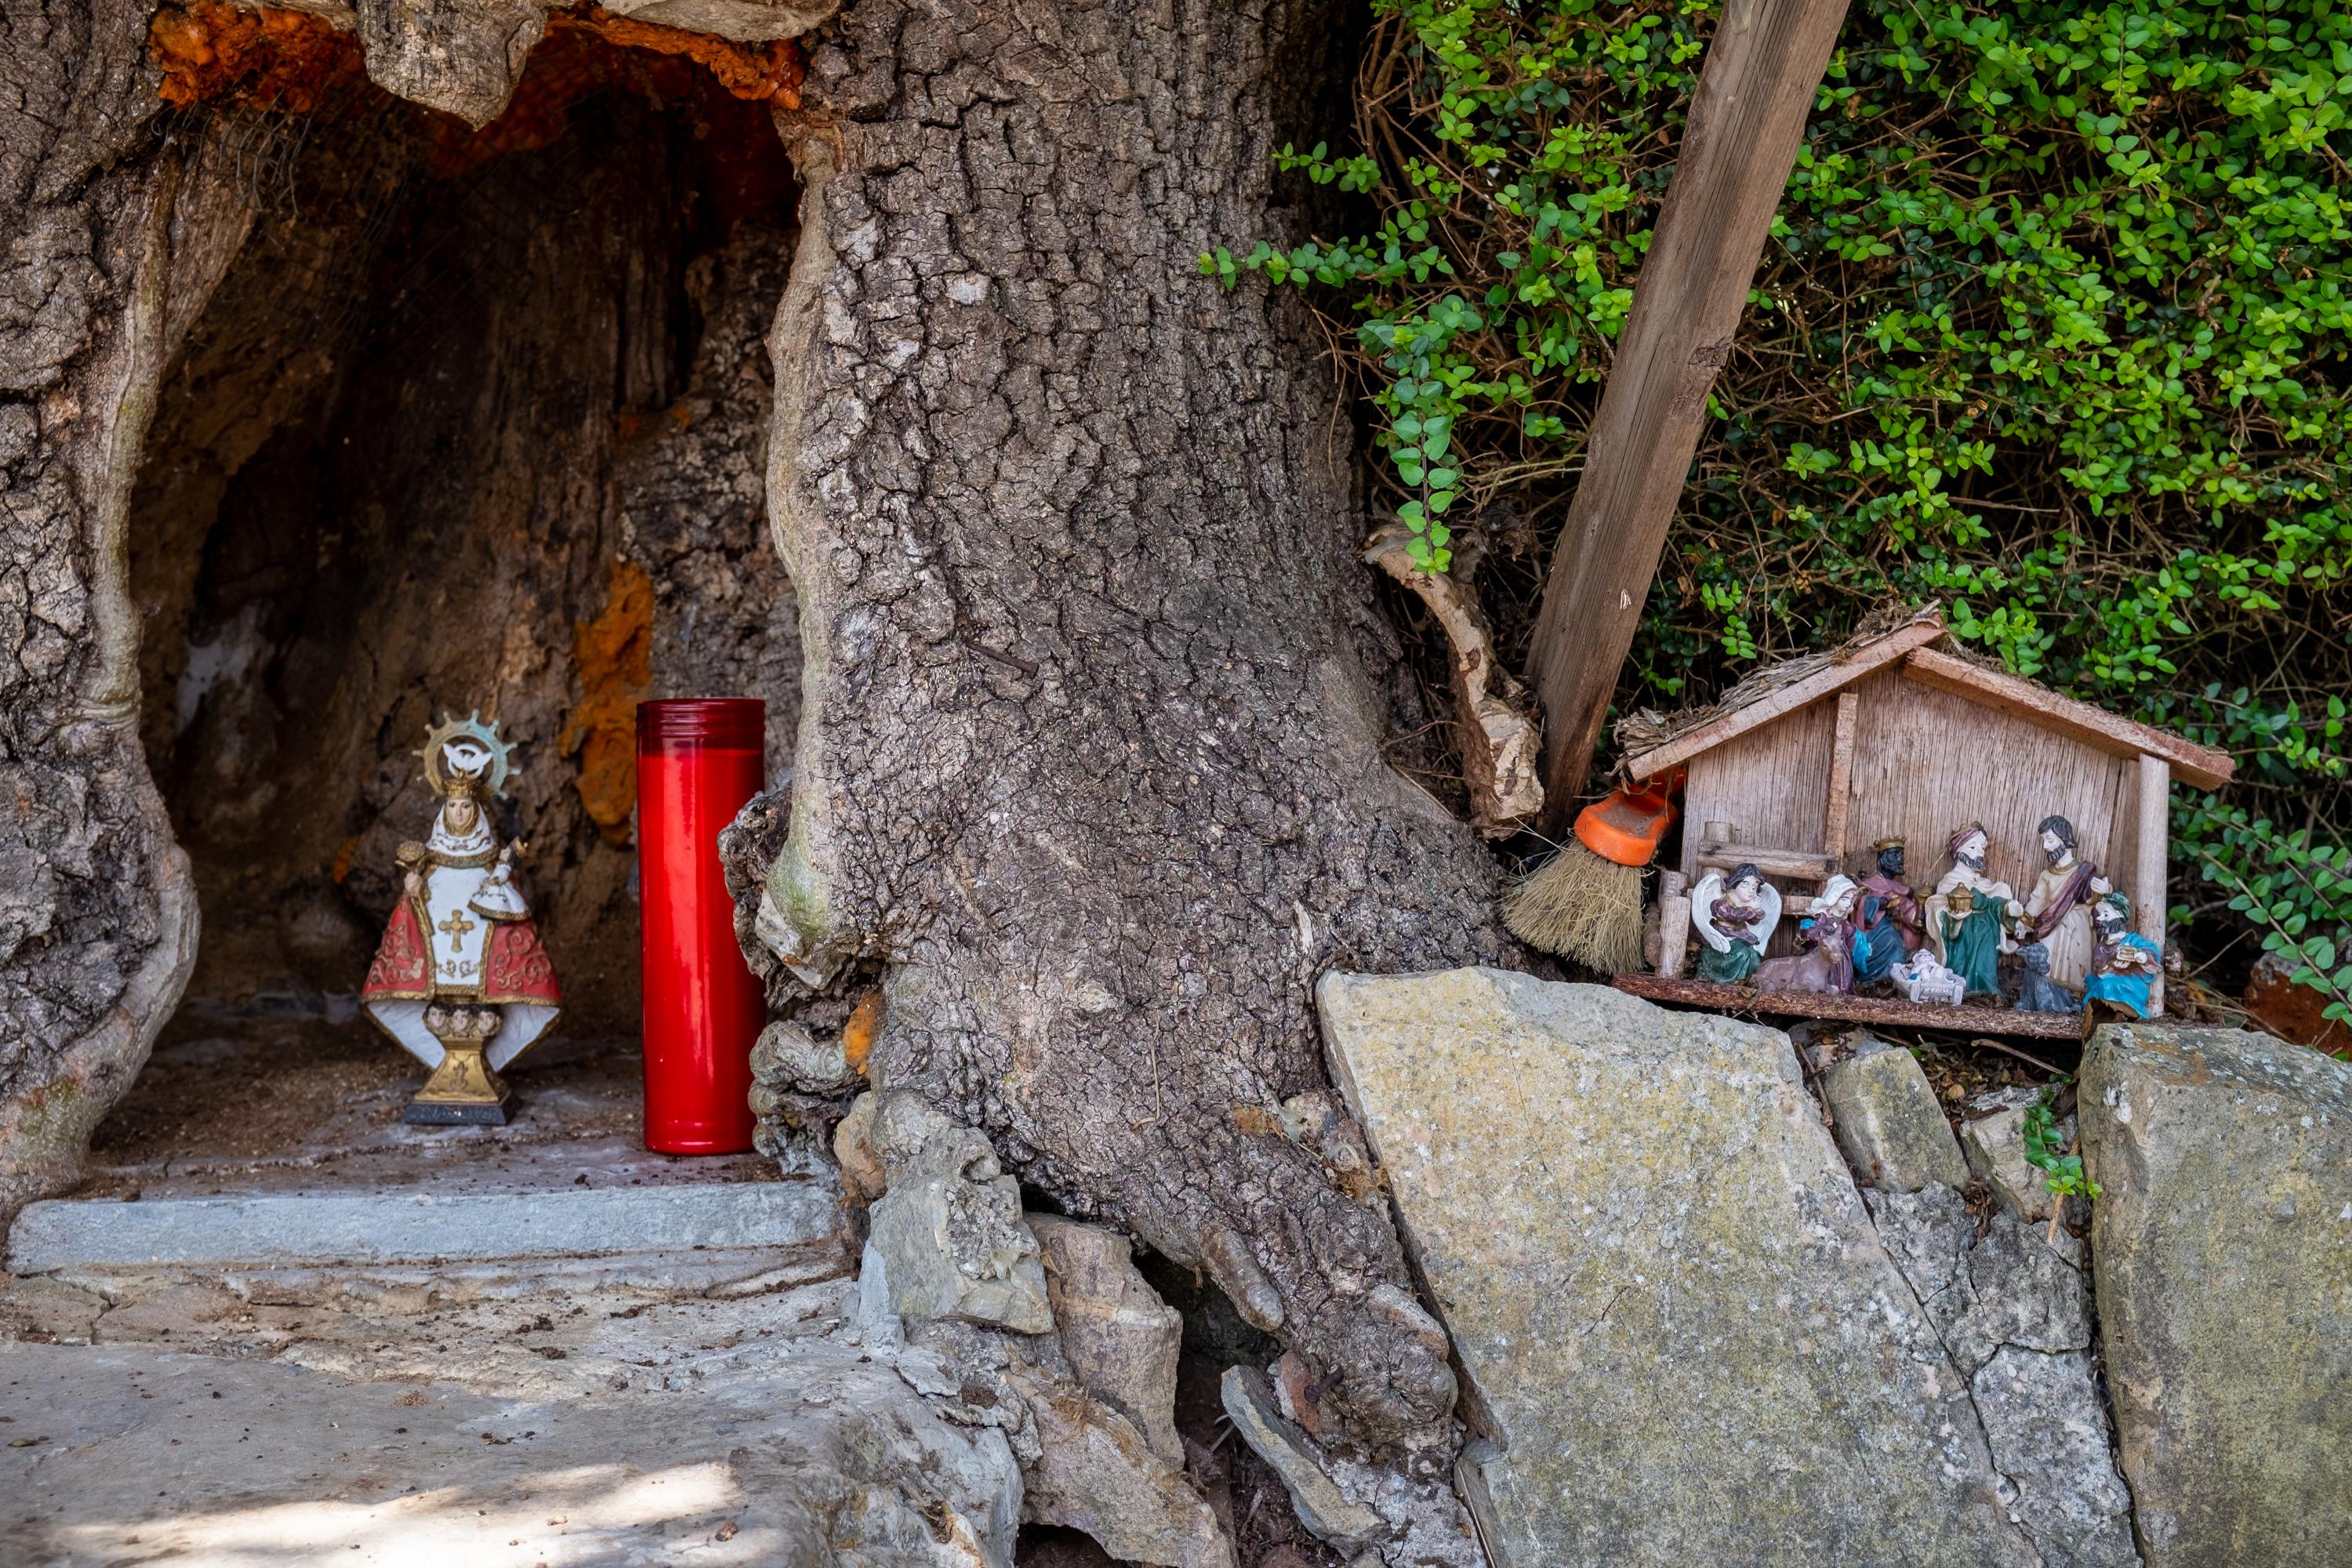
[1503,839,1648,973]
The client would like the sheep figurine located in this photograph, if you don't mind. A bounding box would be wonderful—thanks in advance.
[1890,949,1966,1007]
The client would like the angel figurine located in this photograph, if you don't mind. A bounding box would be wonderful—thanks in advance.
[361,714,561,1123]
[1690,862,1780,984]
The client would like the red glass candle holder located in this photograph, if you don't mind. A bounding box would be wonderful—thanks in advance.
[637,698,766,1154]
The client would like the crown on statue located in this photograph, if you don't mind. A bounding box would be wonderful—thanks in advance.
[417,712,517,801]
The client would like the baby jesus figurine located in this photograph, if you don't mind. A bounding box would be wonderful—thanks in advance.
[361,715,561,1123]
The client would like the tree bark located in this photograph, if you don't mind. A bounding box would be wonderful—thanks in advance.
[763,0,1510,1449]
[0,0,236,1218]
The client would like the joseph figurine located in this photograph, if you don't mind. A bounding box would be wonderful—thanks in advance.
[2022,814,2105,986]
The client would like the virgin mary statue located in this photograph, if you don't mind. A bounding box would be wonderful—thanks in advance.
[361,715,561,1122]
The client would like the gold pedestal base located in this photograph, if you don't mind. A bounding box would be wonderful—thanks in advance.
[405,1007,513,1127]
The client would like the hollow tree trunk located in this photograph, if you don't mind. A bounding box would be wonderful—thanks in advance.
[0,0,236,1216]
[765,0,1511,1450]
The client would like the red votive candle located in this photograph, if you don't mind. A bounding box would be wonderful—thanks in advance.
[637,698,766,1154]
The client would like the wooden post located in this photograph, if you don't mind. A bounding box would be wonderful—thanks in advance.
[2136,753,2169,1015]
[1821,691,1857,872]
[1526,0,1853,817]
[1657,870,1690,978]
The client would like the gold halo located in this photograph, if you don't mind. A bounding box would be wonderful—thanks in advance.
[416,711,517,800]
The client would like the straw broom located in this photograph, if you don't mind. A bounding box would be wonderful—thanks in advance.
[1504,777,1679,973]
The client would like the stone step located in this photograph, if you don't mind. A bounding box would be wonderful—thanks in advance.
[8,1178,844,1275]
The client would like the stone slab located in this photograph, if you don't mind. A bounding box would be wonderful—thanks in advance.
[9,1178,842,1273]
[1317,967,2036,1568]
[2081,1022,2352,1567]
[1864,1184,2140,1567]
[1820,1041,1970,1192]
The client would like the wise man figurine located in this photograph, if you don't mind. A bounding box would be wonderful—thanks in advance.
[1853,837,1922,985]
[2084,892,2161,1018]
[1927,823,2017,1000]
[361,715,561,1123]
[2021,814,2107,987]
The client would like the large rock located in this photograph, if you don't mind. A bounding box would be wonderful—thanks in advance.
[1013,1363,1232,1568]
[1829,1069,2136,1568]
[350,0,844,125]
[1865,1185,2141,1568]
[2082,1022,2352,1566]
[1316,968,2037,1568]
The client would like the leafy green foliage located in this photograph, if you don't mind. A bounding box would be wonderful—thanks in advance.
[1212,0,2352,1004]
[2183,803,2352,1022]
[2023,1091,2101,1203]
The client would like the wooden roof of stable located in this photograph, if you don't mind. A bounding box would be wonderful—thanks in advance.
[1618,612,2236,791]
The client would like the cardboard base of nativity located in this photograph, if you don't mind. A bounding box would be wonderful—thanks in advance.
[1610,612,2234,1039]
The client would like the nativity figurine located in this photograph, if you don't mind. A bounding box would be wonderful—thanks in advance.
[1853,837,1922,985]
[2084,892,2161,1018]
[1690,862,1780,984]
[1926,824,2018,1000]
[361,713,562,1124]
[1755,874,1858,995]
[2011,940,2080,1014]
[1890,949,1966,1007]
[2020,814,2107,986]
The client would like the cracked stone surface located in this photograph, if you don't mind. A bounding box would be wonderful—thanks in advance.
[1317,968,2035,1568]
[2082,1022,2352,1567]
[863,1093,1052,1337]
[1865,1184,2141,1568]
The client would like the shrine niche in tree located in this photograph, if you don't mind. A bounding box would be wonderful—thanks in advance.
[125,26,803,1042]
[1614,610,2234,1036]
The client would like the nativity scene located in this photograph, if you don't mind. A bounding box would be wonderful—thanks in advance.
[1610,612,2235,1037]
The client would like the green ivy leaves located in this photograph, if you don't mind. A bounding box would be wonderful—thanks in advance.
[2186,804,2352,1025]
[2024,1094,2102,1202]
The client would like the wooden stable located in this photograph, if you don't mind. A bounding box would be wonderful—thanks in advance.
[1617,615,2233,1024]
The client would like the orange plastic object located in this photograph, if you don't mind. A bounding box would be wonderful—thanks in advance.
[1572,775,1682,868]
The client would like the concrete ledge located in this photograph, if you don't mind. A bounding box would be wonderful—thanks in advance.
[9,1179,844,1273]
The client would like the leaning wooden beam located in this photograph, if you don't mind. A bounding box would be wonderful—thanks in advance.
[1612,972,2087,1042]
[1526,0,1855,815]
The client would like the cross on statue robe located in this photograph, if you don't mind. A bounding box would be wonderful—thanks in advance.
[437,906,477,953]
